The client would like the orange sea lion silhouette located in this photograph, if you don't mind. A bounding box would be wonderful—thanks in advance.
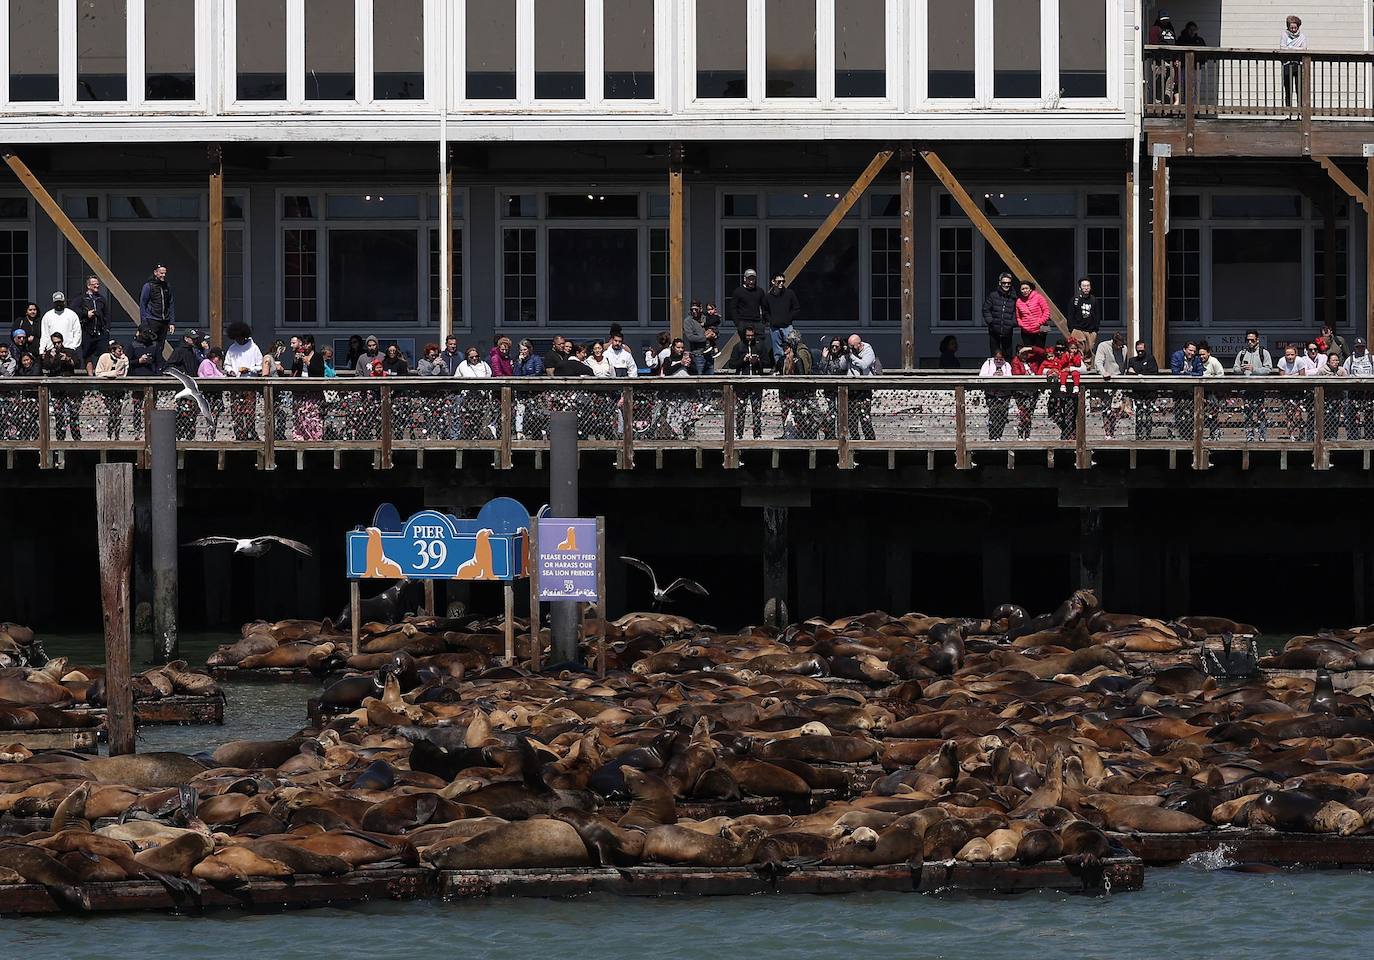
[364,527,405,579]
[556,526,578,551]
[455,528,498,580]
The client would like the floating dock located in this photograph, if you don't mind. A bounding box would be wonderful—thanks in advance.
[66,694,227,726]
[210,665,318,684]
[0,728,99,753]
[0,858,1142,915]
[1113,831,1374,868]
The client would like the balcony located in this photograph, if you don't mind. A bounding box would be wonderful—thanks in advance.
[1144,45,1374,158]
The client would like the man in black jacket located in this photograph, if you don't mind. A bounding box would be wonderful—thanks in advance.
[729,270,766,336]
[1125,339,1160,439]
[1069,277,1101,360]
[139,264,175,353]
[729,324,773,439]
[982,272,1017,360]
[79,276,109,375]
[763,273,802,359]
[167,329,201,377]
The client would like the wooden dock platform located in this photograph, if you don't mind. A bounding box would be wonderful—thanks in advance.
[0,728,99,753]
[67,694,226,727]
[1112,831,1374,868]
[210,665,318,684]
[1260,669,1374,691]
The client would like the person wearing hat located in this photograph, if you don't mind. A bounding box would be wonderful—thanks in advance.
[79,275,109,375]
[167,328,202,377]
[354,334,383,375]
[139,263,175,352]
[729,269,766,337]
[9,327,37,367]
[1148,11,1178,105]
[41,292,82,355]
[1340,337,1374,438]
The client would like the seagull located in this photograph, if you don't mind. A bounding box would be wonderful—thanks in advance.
[167,368,212,421]
[620,556,708,610]
[184,536,314,559]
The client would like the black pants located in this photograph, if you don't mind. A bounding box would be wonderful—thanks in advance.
[51,390,81,440]
[987,329,1013,361]
[1020,330,1047,350]
[735,387,763,439]
[1135,393,1157,439]
[986,393,1011,440]
[849,393,875,440]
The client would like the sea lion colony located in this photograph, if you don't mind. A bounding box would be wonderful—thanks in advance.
[1,592,1373,907]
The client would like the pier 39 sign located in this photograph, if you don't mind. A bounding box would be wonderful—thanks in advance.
[346,499,530,581]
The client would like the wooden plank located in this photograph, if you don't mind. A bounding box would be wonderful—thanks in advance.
[1313,155,1369,212]
[503,583,515,665]
[620,385,634,469]
[1184,50,1196,155]
[722,385,736,468]
[1313,384,1327,469]
[379,384,394,470]
[1192,384,1206,469]
[668,143,685,340]
[1152,154,1168,366]
[2,151,141,322]
[784,150,894,286]
[36,383,50,469]
[1075,389,1089,469]
[836,386,852,469]
[96,462,135,756]
[208,144,224,347]
[350,581,360,657]
[499,387,513,469]
[261,382,275,470]
[900,143,916,369]
[921,150,1071,339]
[954,384,969,470]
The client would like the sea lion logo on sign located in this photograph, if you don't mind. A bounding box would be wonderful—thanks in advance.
[346,500,530,581]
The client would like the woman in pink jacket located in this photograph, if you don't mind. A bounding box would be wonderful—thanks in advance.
[1015,281,1050,349]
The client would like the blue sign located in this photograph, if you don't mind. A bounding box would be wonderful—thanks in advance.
[347,502,530,582]
[537,518,600,601]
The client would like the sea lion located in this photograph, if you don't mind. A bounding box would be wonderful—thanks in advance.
[193,846,293,883]
[51,783,91,833]
[1310,671,1339,715]
[80,753,208,789]
[552,808,647,866]
[133,832,215,877]
[211,739,306,770]
[824,823,923,867]
[641,824,765,867]
[335,579,425,632]
[0,843,90,909]
[1015,828,1063,865]
[421,819,591,869]
[239,840,352,876]
[290,830,418,867]
[616,767,678,832]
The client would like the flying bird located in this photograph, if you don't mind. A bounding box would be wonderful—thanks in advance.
[184,536,314,558]
[620,556,708,609]
[166,368,212,421]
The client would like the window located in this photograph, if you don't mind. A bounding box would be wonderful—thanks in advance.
[548,194,639,218]
[722,227,758,297]
[1170,194,1201,219]
[330,230,418,324]
[306,0,355,100]
[1166,228,1200,325]
[765,0,816,98]
[768,228,858,324]
[535,0,585,99]
[928,0,974,99]
[63,232,100,318]
[1212,229,1302,324]
[983,193,1076,217]
[938,227,973,325]
[284,229,318,325]
[237,0,287,100]
[1212,195,1303,219]
[1085,227,1121,326]
[994,0,1040,99]
[110,196,202,220]
[548,229,637,325]
[145,0,196,100]
[8,0,58,102]
[429,230,464,327]
[723,194,758,218]
[1059,0,1107,98]
[649,227,668,327]
[697,0,747,98]
[1086,193,1121,217]
[468,1,517,99]
[604,0,654,100]
[78,0,128,102]
[503,228,537,323]
[835,0,885,98]
[374,0,424,100]
[1314,228,1348,327]
[226,230,246,326]
[326,195,419,219]
[871,227,901,324]
[0,228,29,325]
[110,229,200,328]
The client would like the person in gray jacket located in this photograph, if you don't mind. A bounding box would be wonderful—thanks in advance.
[842,334,878,439]
[682,300,713,374]
[1232,330,1272,441]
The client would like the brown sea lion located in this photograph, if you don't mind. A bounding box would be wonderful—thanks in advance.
[193,846,293,882]
[211,739,306,770]
[133,832,215,877]
[824,823,923,867]
[81,753,208,789]
[422,819,591,869]
[617,767,678,832]
[551,808,647,866]
[0,843,90,909]
[641,824,766,867]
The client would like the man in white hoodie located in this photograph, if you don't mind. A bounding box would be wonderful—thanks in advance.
[41,292,82,354]
[605,332,638,378]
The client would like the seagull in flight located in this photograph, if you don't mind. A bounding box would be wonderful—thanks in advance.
[166,368,212,421]
[184,536,314,559]
[620,556,708,610]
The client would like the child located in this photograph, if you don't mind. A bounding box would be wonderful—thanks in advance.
[1050,339,1084,393]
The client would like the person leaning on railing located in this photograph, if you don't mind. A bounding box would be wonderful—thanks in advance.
[729,324,772,440]
[841,334,879,441]
[1231,331,1273,441]
[40,332,81,441]
[93,340,129,441]
[1281,16,1307,111]
[978,350,1015,441]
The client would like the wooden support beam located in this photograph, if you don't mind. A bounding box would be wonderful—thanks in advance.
[208,144,224,348]
[1152,153,1169,367]
[96,463,135,757]
[783,149,894,286]
[4,150,140,322]
[899,143,916,369]
[668,143,685,340]
[1315,156,1369,213]
[920,150,1070,340]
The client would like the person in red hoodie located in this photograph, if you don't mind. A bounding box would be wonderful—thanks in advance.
[1015,281,1051,349]
[1010,344,1046,438]
[1045,338,1085,393]
[488,335,514,377]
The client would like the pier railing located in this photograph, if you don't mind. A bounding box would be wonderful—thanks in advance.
[1144,46,1374,122]
[1,376,1370,471]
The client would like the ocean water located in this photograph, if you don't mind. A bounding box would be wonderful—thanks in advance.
[7,632,1371,958]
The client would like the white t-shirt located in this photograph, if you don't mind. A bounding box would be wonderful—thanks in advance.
[605,345,638,377]
[1297,353,1326,375]
[456,360,492,378]
[41,308,82,351]
[224,339,264,377]
[586,356,613,378]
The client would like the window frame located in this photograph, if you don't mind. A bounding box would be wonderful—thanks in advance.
[272,186,469,332]
[0,0,211,111]
[0,191,37,324]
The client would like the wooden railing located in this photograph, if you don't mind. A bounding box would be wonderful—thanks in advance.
[2,376,1372,472]
[1144,46,1374,122]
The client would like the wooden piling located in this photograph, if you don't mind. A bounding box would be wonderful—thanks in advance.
[96,462,136,756]
[596,515,607,679]
[349,581,361,657]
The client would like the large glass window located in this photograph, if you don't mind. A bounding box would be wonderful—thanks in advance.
[927,0,974,99]
[697,0,747,99]
[604,0,654,100]
[329,231,419,324]
[111,230,199,328]
[993,0,1040,99]
[503,228,537,323]
[768,228,858,324]
[467,1,517,99]
[649,227,668,327]
[871,228,901,324]
[1059,0,1107,98]
[1314,228,1349,327]
[765,0,815,98]
[375,0,424,100]
[723,227,758,300]
[1166,229,1201,325]
[1212,229,1302,324]
[305,0,355,100]
[9,1,58,102]
[937,227,973,325]
[548,230,637,325]
[535,0,585,99]
[78,0,128,102]
[428,230,464,327]
[835,0,885,98]
[237,0,287,101]
[0,228,30,325]
[986,228,1075,308]
[283,229,318,325]
[1085,226,1121,326]
[145,0,196,100]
